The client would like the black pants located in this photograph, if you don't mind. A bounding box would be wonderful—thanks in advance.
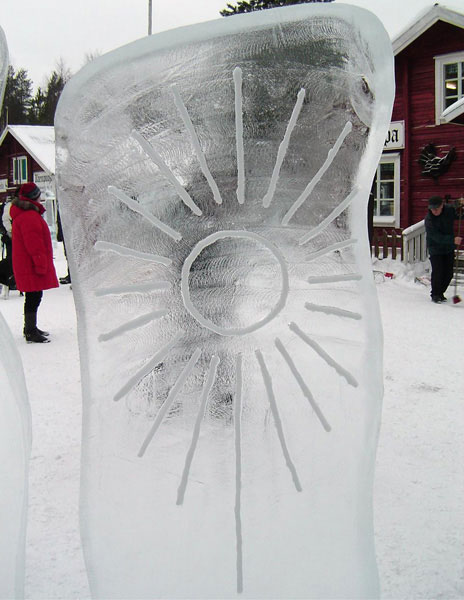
[430,253,455,297]
[0,236,14,287]
[24,290,43,315]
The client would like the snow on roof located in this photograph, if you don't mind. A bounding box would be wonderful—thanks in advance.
[391,3,464,55]
[338,1,464,54]
[0,125,55,174]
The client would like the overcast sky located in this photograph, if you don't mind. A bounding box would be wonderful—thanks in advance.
[1,0,463,89]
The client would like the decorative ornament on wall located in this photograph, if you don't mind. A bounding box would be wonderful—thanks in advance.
[418,143,457,179]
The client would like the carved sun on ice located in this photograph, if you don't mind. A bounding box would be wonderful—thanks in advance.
[93,67,364,592]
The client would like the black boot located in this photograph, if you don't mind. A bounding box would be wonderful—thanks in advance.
[23,325,50,336]
[23,313,50,337]
[24,312,50,343]
[23,325,49,337]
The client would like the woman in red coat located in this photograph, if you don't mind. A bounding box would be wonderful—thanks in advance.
[10,182,59,343]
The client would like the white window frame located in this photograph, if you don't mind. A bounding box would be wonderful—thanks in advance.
[435,51,464,124]
[12,155,28,184]
[372,152,400,228]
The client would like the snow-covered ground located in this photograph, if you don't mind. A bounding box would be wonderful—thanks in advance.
[0,246,463,600]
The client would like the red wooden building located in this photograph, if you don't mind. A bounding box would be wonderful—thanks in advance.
[373,4,464,234]
[0,125,55,202]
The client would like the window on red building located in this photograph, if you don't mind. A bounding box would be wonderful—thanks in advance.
[435,51,464,122]
[13,156,28,184]
[372,153,400,227]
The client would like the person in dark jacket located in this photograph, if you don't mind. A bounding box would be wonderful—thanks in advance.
[56,207,71,284]
[0,188,19,294]
[10,182,59,342]
[425,195,463,303]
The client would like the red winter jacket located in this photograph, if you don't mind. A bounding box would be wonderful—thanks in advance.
[10,196,59,292]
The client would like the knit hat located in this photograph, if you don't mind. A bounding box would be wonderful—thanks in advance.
[428,195,443,209]
[19,182,41,200]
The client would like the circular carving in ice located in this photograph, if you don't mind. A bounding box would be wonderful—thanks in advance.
[181,230,289,336]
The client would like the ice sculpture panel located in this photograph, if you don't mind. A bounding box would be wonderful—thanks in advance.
[0,314,31,600]
[55,4,394,598]
[0,26,31,600]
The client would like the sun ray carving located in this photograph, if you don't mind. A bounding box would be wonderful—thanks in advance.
[95,281,170,296]
[306,238,357,261]
[138,348,202,457]
[233,67,245,206]
[289,322,358,387]
[98,309,168,342]
[307,273,362,284]
[108,186,182,241]
[298,187,359,245]
[274,338,331,432]
[255,349,302,492]
[172,86,223,205]
[176,355,220,506]
[113,332,183,402]
[304,302,362,320]
[282,121,353,225]
[262,88,306,208]
[234,354,244,595]
[95,240,172,266]
[131,130,202,216]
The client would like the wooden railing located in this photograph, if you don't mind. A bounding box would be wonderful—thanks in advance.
[371,227,403,260]
[402,220,427,264]
[370,222,429,264]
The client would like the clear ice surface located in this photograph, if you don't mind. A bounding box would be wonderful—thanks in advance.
[55,4,394,598]
[0,314,31,600]
[0,27,31,600]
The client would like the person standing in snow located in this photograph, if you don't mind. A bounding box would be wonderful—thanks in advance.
[425,195,463,303]
[56,207,71,285]
[10,182,59,342]
[0,188,19,295]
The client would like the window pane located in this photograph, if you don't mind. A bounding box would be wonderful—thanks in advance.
[445,80,458,96]
[445,97,457,108]
[380,162,394,179]
[380,200,394,216]
[380,181,394,199]
[445,63,458,78]
[21,158,27,181]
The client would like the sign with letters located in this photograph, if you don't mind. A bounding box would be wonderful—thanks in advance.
[384,121,404,150]
[33,171,55,196]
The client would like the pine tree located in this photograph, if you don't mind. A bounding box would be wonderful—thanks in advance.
[28,87,46,125]
[31,61,71,125]
[39,70,66,125]
[221,0,334,17]
[3,66,33,124]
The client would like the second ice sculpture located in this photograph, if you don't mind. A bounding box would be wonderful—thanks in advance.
[0,26,31,600]
[0,313,31,600]
[55,4,394,598]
